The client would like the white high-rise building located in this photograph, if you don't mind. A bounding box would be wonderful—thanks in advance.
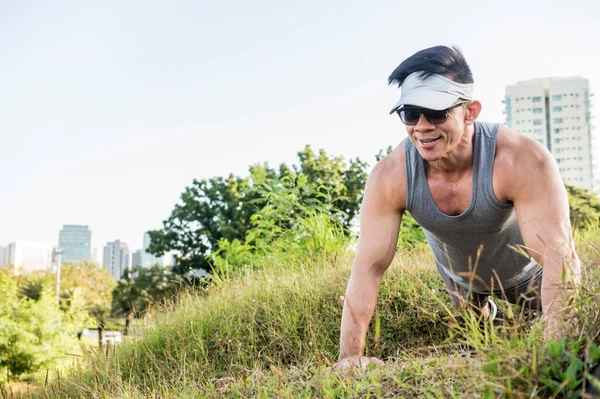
[504,77,597,193]
[102,240,130,281]
[4,241,53,275]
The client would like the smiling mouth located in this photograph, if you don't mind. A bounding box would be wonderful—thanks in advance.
[419,137,441,144]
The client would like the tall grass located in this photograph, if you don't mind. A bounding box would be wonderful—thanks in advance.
[13,220,600,398]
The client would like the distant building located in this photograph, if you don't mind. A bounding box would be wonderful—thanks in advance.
[102,240,130,281]
[5,241,53,275]
[505,77,598,193]
[130,232,180,270]
[0,246,7,267]
[132,249,143,267]
[141,232,163,267]
[130,232,179,271]
[131,232,164,268]
[58,225,92,263]
[91,248,99,265]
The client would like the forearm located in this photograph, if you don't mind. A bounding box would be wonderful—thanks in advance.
[338,269,384,360]
[540,250,581,316]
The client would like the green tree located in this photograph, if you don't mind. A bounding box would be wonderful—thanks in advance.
[0,271,87,379]
[147,169,276,275]
[59,262,116,347]
[0,270,23,378]
[148,146,368,276]
[292,146,368,231]
[17,273,48,301]
[112,265,180,335]
[211,173,349,278]
[566,184,600,229]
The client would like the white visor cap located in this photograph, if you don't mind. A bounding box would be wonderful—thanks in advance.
[389,72,474,114]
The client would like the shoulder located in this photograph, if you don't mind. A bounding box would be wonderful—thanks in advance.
[494,125,561,201]
[365,139,408,212]
[495,124,556,171]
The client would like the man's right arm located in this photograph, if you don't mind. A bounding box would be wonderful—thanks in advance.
[335,152,406,369]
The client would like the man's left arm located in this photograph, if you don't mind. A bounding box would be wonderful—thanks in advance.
[509,139,581,337]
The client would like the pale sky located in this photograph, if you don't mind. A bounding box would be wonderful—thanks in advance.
[1,0,599,253]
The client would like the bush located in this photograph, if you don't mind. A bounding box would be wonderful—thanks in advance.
[566,184,600,230]
[0,272,87,380]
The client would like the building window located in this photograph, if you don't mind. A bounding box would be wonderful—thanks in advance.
[532,96,542,102]
[554,128,560,134]
[552,94,562,101]
[533,108,543,114]
[533,119,543,125]
[552,106,562,112]
[553,118,563,124]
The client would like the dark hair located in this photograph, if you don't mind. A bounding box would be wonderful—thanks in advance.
[388,46,474,87]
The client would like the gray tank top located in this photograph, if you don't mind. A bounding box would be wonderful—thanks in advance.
[404,121,541,293]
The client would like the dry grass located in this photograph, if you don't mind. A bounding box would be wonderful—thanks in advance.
[7,228,600,398]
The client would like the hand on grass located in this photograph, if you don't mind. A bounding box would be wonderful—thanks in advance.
[333,355,384,371]
[543,312,577,341]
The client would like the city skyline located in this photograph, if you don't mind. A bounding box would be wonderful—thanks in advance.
[0,228,161,274]
[1,1,599,251]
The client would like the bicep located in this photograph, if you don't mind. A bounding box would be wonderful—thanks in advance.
[512,152,573,264]
[352,169,404,276]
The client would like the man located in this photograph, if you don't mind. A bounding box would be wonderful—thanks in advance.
[335,45,581,370]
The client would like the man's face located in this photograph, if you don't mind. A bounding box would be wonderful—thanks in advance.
[404,103,470,163]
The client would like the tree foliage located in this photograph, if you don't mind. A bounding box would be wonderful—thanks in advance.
[59,262,116,326]
[566,184,600,229]
[147,171,275,275]
[209,172,350,282]
[292,146,368,230]
[148,146,367,276]
[0,270,88,379]
[112,265,180,320]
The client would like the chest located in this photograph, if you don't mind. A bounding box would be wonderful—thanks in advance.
[426,162,506,216]
[427,172,473,216]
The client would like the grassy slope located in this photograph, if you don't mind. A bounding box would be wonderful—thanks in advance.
[21,230,600,398]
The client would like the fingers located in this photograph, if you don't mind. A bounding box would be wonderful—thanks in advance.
[333,356,384,371]
[333,361,345,371]
[369,357,384,366]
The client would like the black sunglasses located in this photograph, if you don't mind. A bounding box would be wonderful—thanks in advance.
[396,101,469,126]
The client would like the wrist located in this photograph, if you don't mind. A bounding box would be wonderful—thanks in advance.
[338,349,363,361]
